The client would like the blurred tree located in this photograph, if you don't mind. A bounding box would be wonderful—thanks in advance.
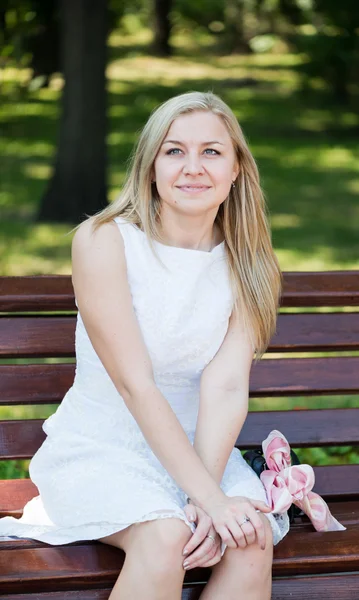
[174,0,225,29]
[0,1,59,86]
[311,0,359,103]
[153,0,173,55]
[283,0,359,104]
[27,0,60,86]
[224,0,254,53]
[37,0,108,222]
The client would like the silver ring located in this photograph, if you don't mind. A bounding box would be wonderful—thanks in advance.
[206,534,216,543]
[239,516,251,527]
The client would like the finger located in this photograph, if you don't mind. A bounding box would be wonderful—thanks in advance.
[184,543,220,570]
[183,516,211,556]
[183,537,216,567]
[250,499,272,513]
[197,552,222,568]
[215,524,238,550]
[246,508,267,550]
[183,503,197,523]
[229,518,248,549]
[201,554,222,568]
[238,521,256,546]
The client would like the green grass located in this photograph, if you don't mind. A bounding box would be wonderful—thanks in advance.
[0,27,358,479]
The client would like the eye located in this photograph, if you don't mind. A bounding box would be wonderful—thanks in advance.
[166,148,183,155]
[204,148,220,155]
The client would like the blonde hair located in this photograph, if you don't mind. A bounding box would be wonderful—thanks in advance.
[91,91,282,359]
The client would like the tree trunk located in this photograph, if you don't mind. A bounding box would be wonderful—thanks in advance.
[37,0,108,223]
[28,1,60,86]
[153,0,173,56]
[224,0,253,54]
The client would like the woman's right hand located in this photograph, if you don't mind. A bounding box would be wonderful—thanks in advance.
[205,494,272,550]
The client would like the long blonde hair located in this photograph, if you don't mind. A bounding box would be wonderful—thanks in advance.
[91,91,282,359]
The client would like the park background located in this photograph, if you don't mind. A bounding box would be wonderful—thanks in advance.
[0,0,358,478]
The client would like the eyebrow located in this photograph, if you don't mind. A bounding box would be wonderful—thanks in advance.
[162,139,225,146]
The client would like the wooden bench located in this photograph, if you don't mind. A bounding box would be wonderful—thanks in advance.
[0,272,359,599]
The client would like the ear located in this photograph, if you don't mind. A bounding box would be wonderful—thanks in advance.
[232,158,240,182]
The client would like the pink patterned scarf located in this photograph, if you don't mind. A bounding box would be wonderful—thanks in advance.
[260,430,346,531]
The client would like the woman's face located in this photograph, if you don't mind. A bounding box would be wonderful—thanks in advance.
[153,111,239,217]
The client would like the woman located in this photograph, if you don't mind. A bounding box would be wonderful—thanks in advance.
[0,92,289,599]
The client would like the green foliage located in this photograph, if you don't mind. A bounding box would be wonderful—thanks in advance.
[173,0,225,29]
[286,0,359,103]
[0,459,30,479]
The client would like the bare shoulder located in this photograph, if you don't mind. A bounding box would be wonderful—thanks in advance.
[71,217,126,279]
[72,217,123,258]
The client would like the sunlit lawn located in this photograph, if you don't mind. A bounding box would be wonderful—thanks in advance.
[0,28,358,478]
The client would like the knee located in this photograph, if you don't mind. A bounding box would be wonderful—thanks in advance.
[223,514,273,583]
[132,518,192,580]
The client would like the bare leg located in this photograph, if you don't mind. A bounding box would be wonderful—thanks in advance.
[98,516,192,600]
[199,513,273,600]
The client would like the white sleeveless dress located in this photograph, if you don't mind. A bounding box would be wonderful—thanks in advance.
[0,217,289,549]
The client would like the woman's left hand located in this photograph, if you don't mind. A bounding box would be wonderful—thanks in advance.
[182,502,222,570]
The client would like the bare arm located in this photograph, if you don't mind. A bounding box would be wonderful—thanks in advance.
[71,219,223,509]
[193,310,254,485]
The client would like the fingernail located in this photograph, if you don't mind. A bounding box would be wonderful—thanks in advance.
[183,561,189,568]
[183,549,188,555]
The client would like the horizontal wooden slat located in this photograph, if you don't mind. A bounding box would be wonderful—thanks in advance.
[1,313,359,358]
[238,408,359,448]
[273,312,359,352]
[271,574,359,600]
[250,356,359,396]
[281,271,359,307]
[1,272,359,312]
[2,574,359,600]
[1,357,359,406]
[0,276,76,312]
[0,364,74,405]
[0,512,358,594]
[0,479,39,517]
[1,465,358,523]
[0,316,76,358]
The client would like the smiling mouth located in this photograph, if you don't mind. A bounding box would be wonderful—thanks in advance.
[177,186,211,192]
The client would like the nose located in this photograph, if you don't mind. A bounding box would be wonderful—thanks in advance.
[182,152,205,176]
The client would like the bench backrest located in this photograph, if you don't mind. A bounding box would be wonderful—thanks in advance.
[0,272,358,504]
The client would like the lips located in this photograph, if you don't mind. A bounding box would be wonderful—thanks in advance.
[176,185,211,192]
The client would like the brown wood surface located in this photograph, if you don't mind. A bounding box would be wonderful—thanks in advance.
[1,312,359,358]
[250,356,359,396]
[280,271,359,307]
[0,363,75,406]
[1,407,358,460]
[0,276,76,312]
[273,312,359,352]
[1,272,359,312]
[237,408,359,448]
[1,356,359,406]
[0,516,358,594]
[1,573,359,600]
